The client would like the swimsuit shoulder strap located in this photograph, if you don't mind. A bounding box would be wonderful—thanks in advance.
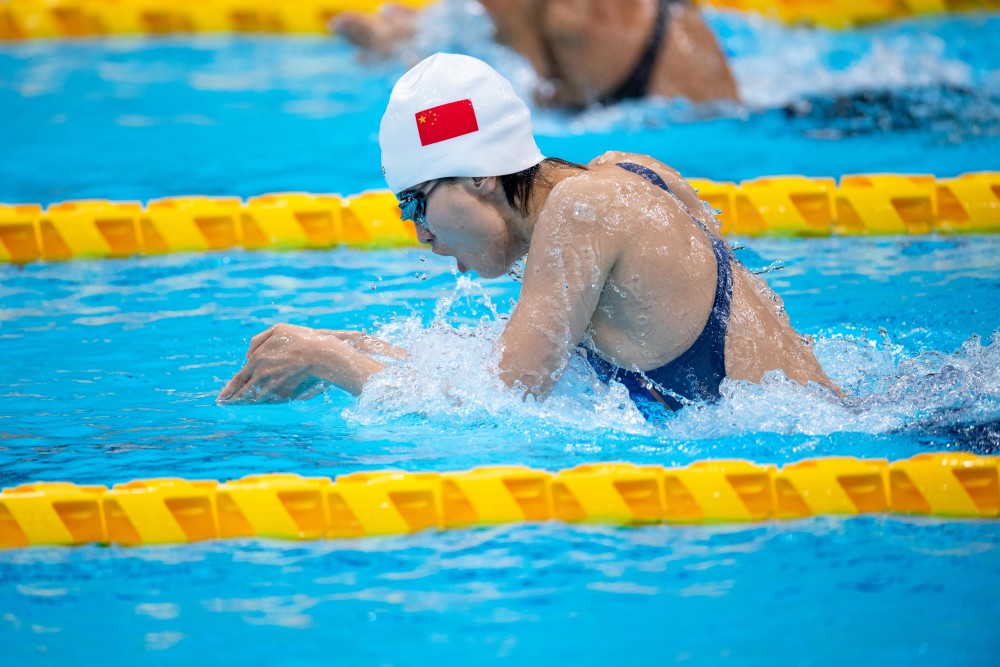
[616,160,718,236]
[616,160,675,194]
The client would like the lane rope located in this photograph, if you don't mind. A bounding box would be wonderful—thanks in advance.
[1,453,997,548]
[2,172,998,264]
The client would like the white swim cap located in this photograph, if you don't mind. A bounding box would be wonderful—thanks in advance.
[379,53,545,195]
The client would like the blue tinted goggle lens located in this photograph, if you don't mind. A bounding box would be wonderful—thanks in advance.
[398,191,426,226]
[397,181,441,230]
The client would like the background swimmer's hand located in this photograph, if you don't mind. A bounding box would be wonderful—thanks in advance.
[328,4,418,58]
[217,324,387,404]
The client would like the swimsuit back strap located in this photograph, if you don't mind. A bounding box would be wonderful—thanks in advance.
[598,0,675,105]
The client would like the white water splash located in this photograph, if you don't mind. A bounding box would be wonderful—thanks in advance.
[345,277,650,433]
[345,279,999,446]
[724,13,974,110]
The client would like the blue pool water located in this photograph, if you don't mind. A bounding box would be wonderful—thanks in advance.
[2,8,1000,666]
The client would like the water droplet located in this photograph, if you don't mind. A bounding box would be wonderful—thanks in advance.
[573,202,596,221]
[752,260,785,276]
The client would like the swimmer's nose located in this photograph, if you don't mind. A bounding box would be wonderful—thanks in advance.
[415,227,434,245]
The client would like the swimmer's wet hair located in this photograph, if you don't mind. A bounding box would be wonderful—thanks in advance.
[501,158,587,217]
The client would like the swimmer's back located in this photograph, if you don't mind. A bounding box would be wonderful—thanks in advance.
[545,151,839,393]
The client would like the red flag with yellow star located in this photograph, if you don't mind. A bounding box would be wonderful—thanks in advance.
[415,99,479,146]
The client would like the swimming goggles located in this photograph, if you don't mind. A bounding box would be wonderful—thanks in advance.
[397,180,442,232]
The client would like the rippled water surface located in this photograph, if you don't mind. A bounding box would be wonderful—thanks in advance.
[4,520,1000,666]
[2,7,999,666]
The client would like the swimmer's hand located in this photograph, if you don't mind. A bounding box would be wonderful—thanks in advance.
[217,324,388,404]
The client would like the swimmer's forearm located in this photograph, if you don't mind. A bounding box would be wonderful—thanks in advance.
[497,330,568,399]
[314,345,387,396]
[320,330,408,360]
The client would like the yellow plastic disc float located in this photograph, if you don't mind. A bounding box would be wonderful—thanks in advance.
[1,453,997,548]
[2,172,998,264]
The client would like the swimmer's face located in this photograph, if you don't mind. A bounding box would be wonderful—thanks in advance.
[406,177,514,278]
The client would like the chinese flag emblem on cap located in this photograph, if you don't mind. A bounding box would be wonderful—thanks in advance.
[415,99,479,146]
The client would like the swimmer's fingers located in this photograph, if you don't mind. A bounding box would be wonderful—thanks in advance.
[222,377,261,404]
[297,383,328,401]
[246,326,279,359]
[223,370,289,404]
[240,374,318,404]
[217,360,258,403]
[246,323,310,359]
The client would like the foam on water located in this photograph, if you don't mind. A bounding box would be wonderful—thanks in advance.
[718,12,978,110]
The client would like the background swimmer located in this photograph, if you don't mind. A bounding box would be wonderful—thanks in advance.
[332,0,739,107]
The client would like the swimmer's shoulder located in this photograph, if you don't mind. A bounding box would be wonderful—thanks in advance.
[534,166,636,241]
[542,166,619,219]
[589,150,717,231]
[589,151,683,180]
[547,161,635,209]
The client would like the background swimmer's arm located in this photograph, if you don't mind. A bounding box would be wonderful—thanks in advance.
[329,4,418,57]
[497,182,617,397]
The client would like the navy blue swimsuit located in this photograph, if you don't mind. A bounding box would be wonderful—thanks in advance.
[585,162,735,415]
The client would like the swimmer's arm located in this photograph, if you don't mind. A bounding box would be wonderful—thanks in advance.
[497,184,616,397]
[318,330,408,360]
[217,324,389,403]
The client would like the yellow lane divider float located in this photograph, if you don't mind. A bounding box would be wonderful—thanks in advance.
[1,453,997,548]
[0,0,433,39]
[1,0,997,39]
[1,172,998,264]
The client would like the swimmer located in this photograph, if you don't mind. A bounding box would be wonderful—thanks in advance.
[218,53,836,415]
[331,0,739,107]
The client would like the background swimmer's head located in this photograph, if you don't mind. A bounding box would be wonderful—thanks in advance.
[379,52,545,196]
